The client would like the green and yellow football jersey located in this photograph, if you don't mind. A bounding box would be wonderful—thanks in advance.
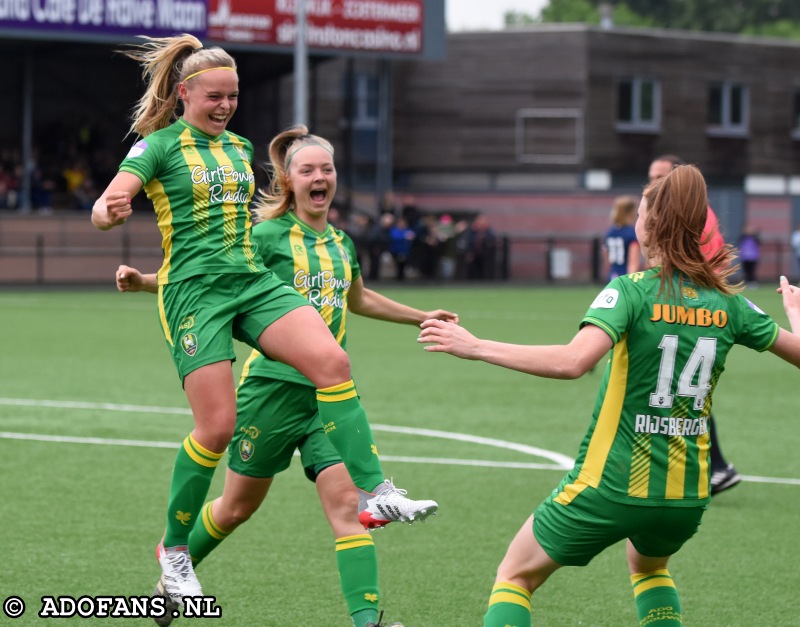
[241,211,361,386]
[120,118,263,284]
[559,268,779,507]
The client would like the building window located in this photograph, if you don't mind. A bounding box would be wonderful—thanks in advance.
[792,89,800,140]
[351,72,379,180]
[516,108,584,164]
[353,73,379,130]
[707,82,748,136]
[615,78,660,133]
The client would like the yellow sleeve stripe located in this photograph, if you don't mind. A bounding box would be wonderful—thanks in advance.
[583,317,619,343]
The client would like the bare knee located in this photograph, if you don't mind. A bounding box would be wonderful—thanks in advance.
[317,466,361,535]
[214,500,259,531]
[330,487,359,517]
[192,422,235,454]
[327,347,352,380]
[626,540,670,574]
[494,516,561,594]
[495,562,548,595]
[311,346,353,388]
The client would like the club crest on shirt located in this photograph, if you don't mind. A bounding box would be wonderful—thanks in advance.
[181,333,198,356]
[125,140,148,159]
[239,440,254,462]
[235,146,249,163]
[338,245,349,263]
[682,286,699,300]
[590,288,619,309]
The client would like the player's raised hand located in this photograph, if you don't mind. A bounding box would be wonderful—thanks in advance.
[422,309,459,324]
[778,275,800,333]
[418,318,480,359]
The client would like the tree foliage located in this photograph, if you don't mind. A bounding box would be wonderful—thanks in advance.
[507,0,800,39]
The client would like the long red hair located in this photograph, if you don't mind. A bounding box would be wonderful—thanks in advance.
[642,165,740,297]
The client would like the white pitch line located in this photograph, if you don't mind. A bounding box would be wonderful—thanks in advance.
[0,398,571,470]
[0,432,564,471]
[0,431,179,449]
[0,397,192,416]
[371,424,574,468]
[2,398,799,485]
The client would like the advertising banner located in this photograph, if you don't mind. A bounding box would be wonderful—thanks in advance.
[208,0,423,53]
[0,0,425,54]
[0,0,207,38]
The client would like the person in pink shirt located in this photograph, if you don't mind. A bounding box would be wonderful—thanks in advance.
[648,155,741,495]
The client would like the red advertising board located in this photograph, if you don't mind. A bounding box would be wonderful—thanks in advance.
[208,0,424,53]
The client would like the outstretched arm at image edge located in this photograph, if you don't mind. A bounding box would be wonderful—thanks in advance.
[347,276,458,325]
[418,320,613,379]
[770,275,800,368]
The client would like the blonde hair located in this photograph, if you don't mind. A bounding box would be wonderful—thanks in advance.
[610,195,637,227]
[121,34,237,137]
[251,125,335,222]
[642,164,740,298]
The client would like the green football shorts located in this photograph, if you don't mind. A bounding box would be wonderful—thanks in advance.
[157,271,309,382]
[533,477,706,566]
[229,376,342,481]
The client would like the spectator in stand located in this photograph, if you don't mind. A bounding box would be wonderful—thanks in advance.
[413,214,441,280]
[366,212,395,281]
[72,177,99,212]
[28,150,56,214]
[0,164,17,210]
[63,157,90,197]
[389,216,416,281]
[648,154,740,495]
[738,224,761,287]
[345,211,373,266]
[436,214,458,280]
[792,225,800,282]
[603,195,640,281]
[464,213,497,280]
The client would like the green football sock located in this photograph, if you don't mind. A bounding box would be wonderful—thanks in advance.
[163,434,224,547]
[483,581,532,627]
[188,501,232,566]
[631,569,683,625]
[335,534,380,627]
[316,381,384,492]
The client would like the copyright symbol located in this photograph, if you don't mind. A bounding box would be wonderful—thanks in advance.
[3,596,25,618]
